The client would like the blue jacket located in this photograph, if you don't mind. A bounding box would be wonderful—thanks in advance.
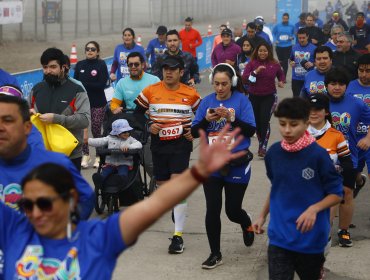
[273,23,295,47]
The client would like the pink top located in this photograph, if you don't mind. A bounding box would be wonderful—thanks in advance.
[242,59,285,96]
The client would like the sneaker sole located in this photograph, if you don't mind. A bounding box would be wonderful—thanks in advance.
[168,247,184,254]
[338,243,353,247]
[202,260,223,269]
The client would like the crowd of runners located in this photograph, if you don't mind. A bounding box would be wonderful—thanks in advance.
[1,4,370,279]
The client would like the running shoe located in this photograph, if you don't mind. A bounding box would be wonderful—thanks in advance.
[93,156,100,168]
[168,235,184,254]
[354,173,367,198]
[338,229,353,247]
[81,155,91,169]
[201,253,223,269]
[242,214,255,247]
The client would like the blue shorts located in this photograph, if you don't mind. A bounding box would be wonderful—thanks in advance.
[356,148,370,173]
[212,162,251,184]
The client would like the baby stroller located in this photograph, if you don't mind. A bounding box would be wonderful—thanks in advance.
[92,109,149,215]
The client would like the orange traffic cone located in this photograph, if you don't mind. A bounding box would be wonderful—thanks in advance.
[207,24,212,36]
[70,43,78,65]
[136,35,142,46]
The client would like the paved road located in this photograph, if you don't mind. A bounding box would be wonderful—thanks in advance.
[81,71,370,280]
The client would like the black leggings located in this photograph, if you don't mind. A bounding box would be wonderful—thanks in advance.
[203,176,250,254]
[275,46,292,78]
[249,94,277,151]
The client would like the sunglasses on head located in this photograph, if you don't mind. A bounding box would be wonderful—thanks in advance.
[85,47,97,52]
[127,62,141,68]
[18,195,66,213]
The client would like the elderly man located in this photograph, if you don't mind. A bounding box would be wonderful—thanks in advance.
[324,25,345,51]
[333,33,361,80]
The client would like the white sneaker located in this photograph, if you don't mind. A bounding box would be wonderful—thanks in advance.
[93,156,100,168]
[81,155,91,169]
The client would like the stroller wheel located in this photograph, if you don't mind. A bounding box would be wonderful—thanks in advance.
[94,185,106,214]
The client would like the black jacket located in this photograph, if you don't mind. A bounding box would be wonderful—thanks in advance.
[333,48,360,80]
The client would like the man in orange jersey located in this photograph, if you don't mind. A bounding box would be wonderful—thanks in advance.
[179,17,203,60]
[135,55,201,255]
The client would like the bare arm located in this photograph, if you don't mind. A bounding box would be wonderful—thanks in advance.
[253,192,270,234]
[119,125,246,245]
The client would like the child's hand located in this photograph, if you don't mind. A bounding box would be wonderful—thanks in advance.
[252,216,266,234]
[296,206,317,233]
[121,147,129,152]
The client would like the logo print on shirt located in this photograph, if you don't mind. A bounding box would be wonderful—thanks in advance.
[16,245,81,279]
[91,70,97,76]
[302,167,314,180]
[331,111,351,134]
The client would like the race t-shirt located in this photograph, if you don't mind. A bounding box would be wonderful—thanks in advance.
[0,203,127,279]
[330,94,370,167]
[346,79,370,139]
[112,44,146,81]
[290,43,317,81]
[301,69,327,98]
[146,38,167,67]
[135,81,201,153]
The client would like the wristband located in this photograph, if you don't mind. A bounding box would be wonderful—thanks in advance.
[190,165,208,183]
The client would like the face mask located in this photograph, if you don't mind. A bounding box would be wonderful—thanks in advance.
[44,74,61,85]
[356,19,365,26]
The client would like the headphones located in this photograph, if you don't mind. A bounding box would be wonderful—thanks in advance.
[209,63,238,87]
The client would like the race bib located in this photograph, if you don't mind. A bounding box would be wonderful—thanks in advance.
[120,65,129,76]
[159,124,183,140]
[208,132,235,146]
[279,35,289,41]
[294,66,306,76]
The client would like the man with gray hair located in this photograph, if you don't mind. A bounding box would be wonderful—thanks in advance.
[333,33,361,80]
[324,24,345,51]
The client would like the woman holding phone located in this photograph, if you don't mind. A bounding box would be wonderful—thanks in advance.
[191,63,256,269]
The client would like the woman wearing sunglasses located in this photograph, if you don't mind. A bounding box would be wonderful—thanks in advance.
[74,41,109,169]
[0,125,244,279]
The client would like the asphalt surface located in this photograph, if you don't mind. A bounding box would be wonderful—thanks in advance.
[81,70,370,280]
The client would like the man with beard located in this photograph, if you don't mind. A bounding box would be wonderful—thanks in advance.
[28,48,91,170]
[152,29,200,86]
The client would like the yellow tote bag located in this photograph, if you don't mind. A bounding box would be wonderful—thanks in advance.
[30,114,79,156]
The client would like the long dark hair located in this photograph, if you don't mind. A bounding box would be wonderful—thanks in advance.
[251,42,278,64]
[212,64,246,94]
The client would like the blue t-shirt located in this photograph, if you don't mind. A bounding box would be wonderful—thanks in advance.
[290,43,317,81]
[192,91,256,182]
[0,69,19,88]
[272,23,295,48]
[112,44,146,81]
[113,72,160,109]
[146,38,167,67]
[28,125,45,150]
[330,93,370,167]
[256,31,272,45]
[301,69,327,97]
[324,40,336,52]
[346,79,370,141]
[0,145,94,219]
[0,204,127,279]
[265,142,343,254]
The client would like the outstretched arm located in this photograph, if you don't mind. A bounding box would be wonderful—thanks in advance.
[119,125,246,245]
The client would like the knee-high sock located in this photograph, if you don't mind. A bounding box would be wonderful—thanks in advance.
[174,201,187,235]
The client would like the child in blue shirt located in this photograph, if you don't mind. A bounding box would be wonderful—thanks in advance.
[253,97,342,279]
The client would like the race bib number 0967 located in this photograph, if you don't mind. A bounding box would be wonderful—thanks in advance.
[159,124,183,140]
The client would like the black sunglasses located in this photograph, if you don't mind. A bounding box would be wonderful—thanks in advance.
[128,62,141,68]
[85,47,97,52]
[18,195,64,213]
